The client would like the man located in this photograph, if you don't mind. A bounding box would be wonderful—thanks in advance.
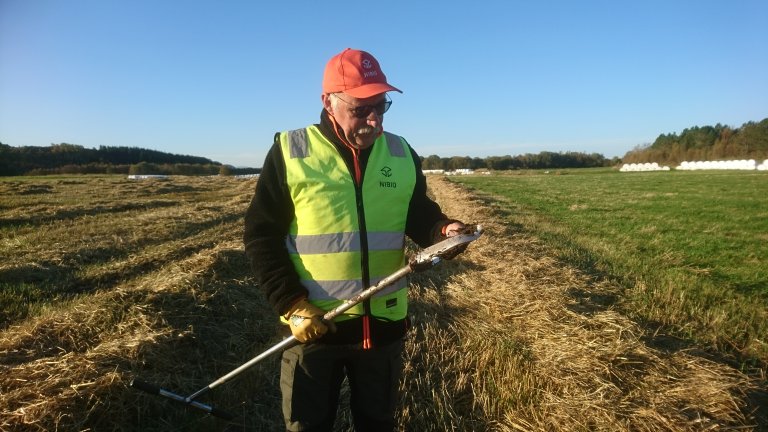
[244,48,466,431]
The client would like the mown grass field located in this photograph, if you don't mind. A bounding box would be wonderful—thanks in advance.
[1,173,766,431]
[452,169,768,369]
[1,175,274,431]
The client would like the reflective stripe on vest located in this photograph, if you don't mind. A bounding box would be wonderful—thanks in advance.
[280,126,416,321]
[286,231,406,254]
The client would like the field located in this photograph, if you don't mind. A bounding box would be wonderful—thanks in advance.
[452,169,768,367]
[1,173,766,431]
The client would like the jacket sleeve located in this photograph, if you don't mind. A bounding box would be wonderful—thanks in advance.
[403,143,456,248]
[243,136,308,315]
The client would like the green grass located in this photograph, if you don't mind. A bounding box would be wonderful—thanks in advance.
[452,169,768,367]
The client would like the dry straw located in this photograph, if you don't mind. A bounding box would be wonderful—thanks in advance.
[400,177,764,431]
[1,176,765,431]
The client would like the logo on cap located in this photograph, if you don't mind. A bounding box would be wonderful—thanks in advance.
[362,59,373,69]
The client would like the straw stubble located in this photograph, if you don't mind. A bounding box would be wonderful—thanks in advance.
[399,176,761,431]
[0,175,763,431]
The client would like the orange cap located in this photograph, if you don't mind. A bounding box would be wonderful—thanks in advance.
[322,48,402,98]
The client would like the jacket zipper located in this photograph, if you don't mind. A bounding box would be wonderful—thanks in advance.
[349,147,373,349]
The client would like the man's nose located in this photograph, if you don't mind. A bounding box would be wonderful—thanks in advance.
[366,110,382,125]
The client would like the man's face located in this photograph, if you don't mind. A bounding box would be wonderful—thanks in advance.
[323,92,388,149]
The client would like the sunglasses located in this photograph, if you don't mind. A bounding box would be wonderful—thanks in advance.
[334,94,392,119]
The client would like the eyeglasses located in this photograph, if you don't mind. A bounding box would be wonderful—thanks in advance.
[334,94,392,119]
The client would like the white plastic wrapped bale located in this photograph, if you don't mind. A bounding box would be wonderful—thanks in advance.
[676,160,758,171]
[620,162,670,172]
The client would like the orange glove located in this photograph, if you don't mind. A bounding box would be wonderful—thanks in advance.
[283,298,336,343]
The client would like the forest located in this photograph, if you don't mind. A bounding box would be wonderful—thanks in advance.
[421,151,615,171]
[424,118,768,171]
[622,118,768,165]
[0,142,615,175]
[2,117,766,175]
[0,143,258,176]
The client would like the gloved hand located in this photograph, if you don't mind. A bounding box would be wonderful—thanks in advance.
[283,298,336,343]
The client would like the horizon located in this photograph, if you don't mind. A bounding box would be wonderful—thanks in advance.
[2,114,766,168]
[2,1,767,167]
[2,139,625,169]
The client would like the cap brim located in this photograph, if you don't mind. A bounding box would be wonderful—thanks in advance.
[343,83,402,99]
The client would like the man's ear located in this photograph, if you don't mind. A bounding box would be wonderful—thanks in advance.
[321,94,333,114]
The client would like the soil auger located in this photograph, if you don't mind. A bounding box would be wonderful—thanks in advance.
[131,225,483,420]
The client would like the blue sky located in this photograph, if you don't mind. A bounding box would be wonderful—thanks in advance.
[1,0,766,167]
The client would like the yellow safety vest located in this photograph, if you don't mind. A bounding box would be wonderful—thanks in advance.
[279,125,416,322]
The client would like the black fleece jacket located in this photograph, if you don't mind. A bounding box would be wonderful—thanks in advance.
[243,110,455,345]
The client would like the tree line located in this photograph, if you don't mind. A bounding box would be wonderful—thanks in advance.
[0,143,260,176]
[421,151,617,171]
[1,142,616,176]
[4,117,765,176]
[622,118,768,165]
